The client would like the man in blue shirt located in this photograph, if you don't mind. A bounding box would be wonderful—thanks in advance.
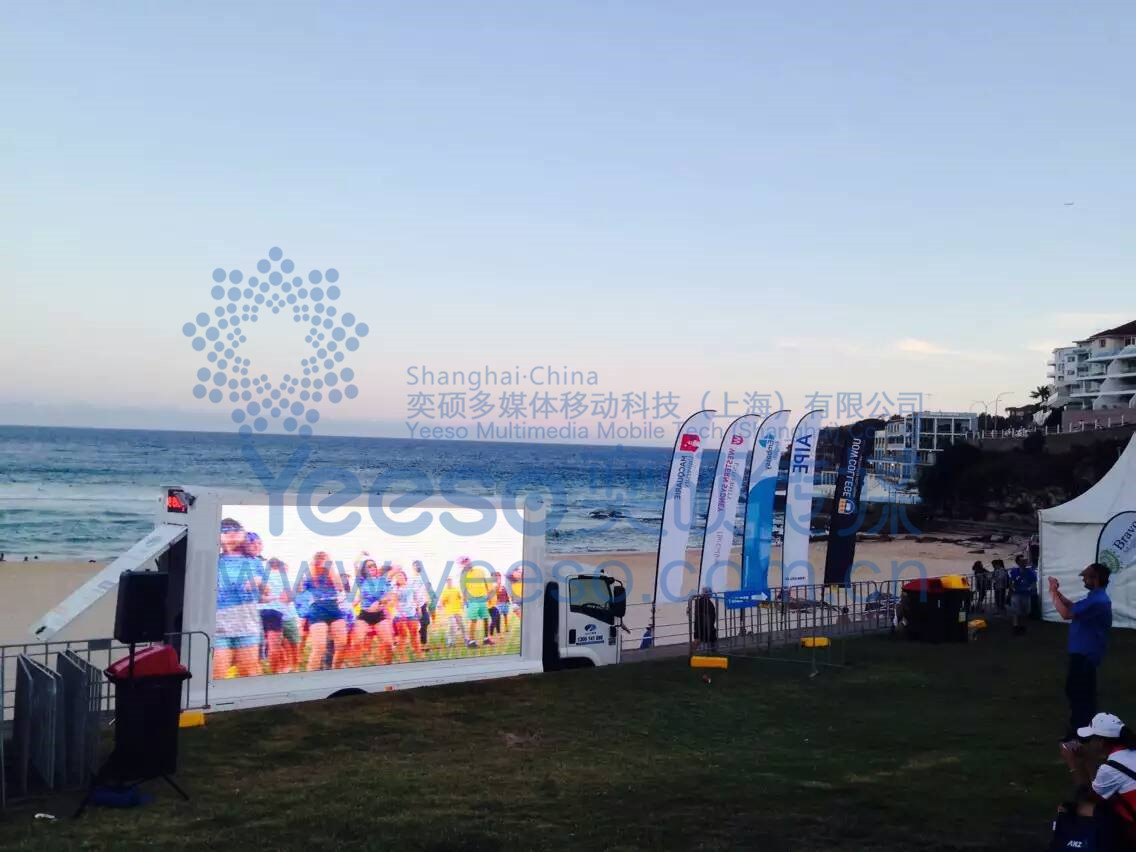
[1009,555,1038,635]
[1049,562,1113,741]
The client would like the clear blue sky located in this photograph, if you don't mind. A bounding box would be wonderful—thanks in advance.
[1,1,1133,441]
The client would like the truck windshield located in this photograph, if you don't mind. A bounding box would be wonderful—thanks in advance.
[569,576,614,624]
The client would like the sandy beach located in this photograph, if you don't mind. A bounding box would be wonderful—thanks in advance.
[0,536,1020,647]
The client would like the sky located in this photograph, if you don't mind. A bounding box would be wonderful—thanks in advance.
[1,1,1133,444]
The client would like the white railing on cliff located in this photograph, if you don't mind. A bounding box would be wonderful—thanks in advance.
[971,414,1131,441]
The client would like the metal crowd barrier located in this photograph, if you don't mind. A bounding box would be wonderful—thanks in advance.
[0,630,212,724]
[56,651,102,789]
[681,573,999,660]
[679,581,908,674]
[0,630,211,811]
[3,652,108,809]
[623,579,910,656]
[11,656,62,797]
[5,653,99,808]
[620,601,692,652]
[708,581,901,645]
[619,568,1017,661]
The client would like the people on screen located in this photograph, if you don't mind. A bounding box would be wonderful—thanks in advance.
[214,522,521,678]
[299,551,349,672]
[261,557,301,673]
[410,560,432,651]
[439,579,466,647]
[213,518,262,679]
[460,557,494,649]
[495,572,512,633]
[350,556,394,667]
[389,565,424,662]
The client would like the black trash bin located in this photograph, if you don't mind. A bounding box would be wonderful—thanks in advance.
[105,645,190,781]
[902,579,945,642]
[902,578,970,643]
[941,588,972,643]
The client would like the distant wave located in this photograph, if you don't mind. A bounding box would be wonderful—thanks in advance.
[0,483,155,505]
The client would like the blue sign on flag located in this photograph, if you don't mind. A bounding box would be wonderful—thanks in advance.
[724,590,768,610]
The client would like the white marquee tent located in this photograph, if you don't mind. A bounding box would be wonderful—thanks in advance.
[1038,434,1136,629]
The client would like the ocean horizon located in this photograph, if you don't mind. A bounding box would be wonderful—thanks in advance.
[0,424,729,561]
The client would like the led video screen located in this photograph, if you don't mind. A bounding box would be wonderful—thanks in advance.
[213,504,524,680]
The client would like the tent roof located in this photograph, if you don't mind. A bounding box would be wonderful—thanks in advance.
[1039,434,1136,524]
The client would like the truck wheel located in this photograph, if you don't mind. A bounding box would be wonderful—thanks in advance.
[328,687,367,699]
[560,658,595,670]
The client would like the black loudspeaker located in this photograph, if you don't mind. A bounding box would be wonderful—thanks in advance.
[114,570,169,643]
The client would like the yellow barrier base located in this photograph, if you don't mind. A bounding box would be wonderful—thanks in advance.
[179,709,206,729]
[690,655,728,670]
[800,637,831,648]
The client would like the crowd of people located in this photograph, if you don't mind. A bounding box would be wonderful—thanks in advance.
[971,554,1041,635]
[964,551,1129,847]
[1041,560,1124,849]
[214,517,522,680]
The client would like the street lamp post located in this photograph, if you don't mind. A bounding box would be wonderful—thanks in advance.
[993,391,1013,421]
[970,400,989,435]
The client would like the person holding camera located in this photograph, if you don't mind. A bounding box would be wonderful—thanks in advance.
[1050,562,1113,741]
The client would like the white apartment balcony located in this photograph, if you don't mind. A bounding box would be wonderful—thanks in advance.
[1109,347,1136,368]
[1092,393,1136,411]
[1107,354,1136,380]
[1098,375,1136,394]
[1069,378,1105,394]
[1092,366,1136,409]
[1087,349,1125,363]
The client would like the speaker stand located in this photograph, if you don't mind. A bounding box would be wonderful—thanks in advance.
[73,763,190,817]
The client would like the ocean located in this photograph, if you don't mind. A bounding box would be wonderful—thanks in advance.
[0,425,778,561]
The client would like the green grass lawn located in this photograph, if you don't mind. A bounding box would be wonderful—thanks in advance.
[4,619,1132,851]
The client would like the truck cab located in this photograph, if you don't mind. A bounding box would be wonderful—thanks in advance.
[542,573,626,670]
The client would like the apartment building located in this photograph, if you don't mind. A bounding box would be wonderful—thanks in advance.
[1048,320,1136,415]
[873,411,978,484]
